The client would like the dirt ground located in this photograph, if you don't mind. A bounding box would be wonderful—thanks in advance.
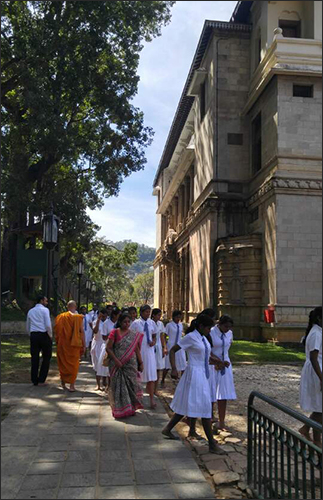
[159,363,305,440]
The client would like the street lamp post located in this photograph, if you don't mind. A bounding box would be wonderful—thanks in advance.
[76,259,85,313]
[86,279,91,311]
[42,206,60,306]
[91,282,97,304]
[102,295,107,306]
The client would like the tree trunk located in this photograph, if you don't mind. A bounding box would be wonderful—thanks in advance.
[1,226,18,297]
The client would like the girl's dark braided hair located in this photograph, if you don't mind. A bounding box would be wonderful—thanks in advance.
[303,307,322,346]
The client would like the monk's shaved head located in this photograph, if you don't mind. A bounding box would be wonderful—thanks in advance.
[67,301,77,312]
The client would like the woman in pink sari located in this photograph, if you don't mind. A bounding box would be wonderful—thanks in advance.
[106,313,144,418]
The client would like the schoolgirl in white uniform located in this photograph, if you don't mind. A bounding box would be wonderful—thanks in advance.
[128,307,138,326]
[162,310,187,385]
[96,307,121,390]
[91,309,109,390]
[161,314,225,455]
[151,308,167,394]
[86,306,99,357]
[299,307,322,446]
[131,305,157,409]
[209,315,236,431]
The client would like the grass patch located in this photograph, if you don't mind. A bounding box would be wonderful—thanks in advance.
[230,340,305,364]
[1,334,58,383]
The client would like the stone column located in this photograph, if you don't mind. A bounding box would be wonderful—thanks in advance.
[183,183,188,223]
[174,197,179,231]
[161,215,166,243]
[185,246,190,320]
[185,176,191,217]
[179,250,184,311]
[190,165,195,208]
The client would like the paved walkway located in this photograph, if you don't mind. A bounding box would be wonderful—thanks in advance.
[1,361,218,500]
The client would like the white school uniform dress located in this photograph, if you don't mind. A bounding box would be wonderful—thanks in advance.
[300,325,322,412]
[131,318,157,383]
[91,319,109,377]
[86,310,98,348]
[154,320,166,370]
[170,330,212,418]
[84,313,93,348]
[97,318,116,377]
[209,325,236,401]
[165,321,187,372]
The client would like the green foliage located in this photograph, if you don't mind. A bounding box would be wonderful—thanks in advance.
[230,341,305,364]
[112,240,155,276]
[78,237,139,303]
[1,0,175,283]
[118,270,154,306]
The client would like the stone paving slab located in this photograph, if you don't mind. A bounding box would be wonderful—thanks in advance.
[1,360,221,499]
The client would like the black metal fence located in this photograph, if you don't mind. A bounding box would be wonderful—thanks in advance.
[248,391,322,499]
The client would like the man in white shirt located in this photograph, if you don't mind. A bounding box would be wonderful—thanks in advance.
[26,295,53,386]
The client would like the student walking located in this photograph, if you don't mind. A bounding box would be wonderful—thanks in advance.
[131,305,158,409]
[209,315,236,431]
[151,308,167,394]
[26,295,53,386]
[162,310,187,385]
[162,314,225,455]
[86,304,99,359]
[91,309,110,390]
[128,306,138,325]
[299,307,322,446]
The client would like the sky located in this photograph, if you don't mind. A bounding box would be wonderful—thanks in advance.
[88,0,237,248]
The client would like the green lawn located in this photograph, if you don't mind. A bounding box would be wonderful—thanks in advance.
[230,340,305,364]
[1,335,58,383]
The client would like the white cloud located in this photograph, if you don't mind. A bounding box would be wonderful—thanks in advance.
[88,191,157,248]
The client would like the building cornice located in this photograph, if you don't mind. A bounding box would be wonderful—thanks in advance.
[248,177,322,206]
[243,37,322,115]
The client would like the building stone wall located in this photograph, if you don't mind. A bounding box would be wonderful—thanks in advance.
[249,76,278,172]
[193,45,215,201]
[276,193,322,307]
[153,2,322,342]
[215,234,263,340]
[216,34,251,182]
[262,194,277,308]
[189,215,212,315]
[277,75,322,158]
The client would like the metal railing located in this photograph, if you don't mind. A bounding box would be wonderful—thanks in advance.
[248,391,322,499]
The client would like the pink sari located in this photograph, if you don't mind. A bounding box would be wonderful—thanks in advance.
[108,329,144,419]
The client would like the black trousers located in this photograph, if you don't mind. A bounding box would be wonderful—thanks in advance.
[30,332,52,385]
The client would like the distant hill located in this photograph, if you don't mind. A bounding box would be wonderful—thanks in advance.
[112,240,156,277]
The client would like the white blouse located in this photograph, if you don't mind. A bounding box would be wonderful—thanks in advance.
[210,325,233,362]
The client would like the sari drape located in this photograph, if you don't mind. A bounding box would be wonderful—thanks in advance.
[108,330,144,419]
[55,312,84,384]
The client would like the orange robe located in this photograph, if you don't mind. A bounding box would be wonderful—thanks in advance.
[55,312,84,384]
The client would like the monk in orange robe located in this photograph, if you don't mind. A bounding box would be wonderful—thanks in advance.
[55,301,85,392]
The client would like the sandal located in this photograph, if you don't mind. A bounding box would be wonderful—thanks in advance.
[162,429,180,440]
[209,444,226,455]
[188,432,204,441]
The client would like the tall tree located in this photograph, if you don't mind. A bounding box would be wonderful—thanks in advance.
[1,0,175,294]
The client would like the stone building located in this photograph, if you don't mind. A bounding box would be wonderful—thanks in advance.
[153,0,322,341]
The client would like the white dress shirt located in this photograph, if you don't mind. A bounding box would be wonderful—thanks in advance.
[26,304,52,337]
